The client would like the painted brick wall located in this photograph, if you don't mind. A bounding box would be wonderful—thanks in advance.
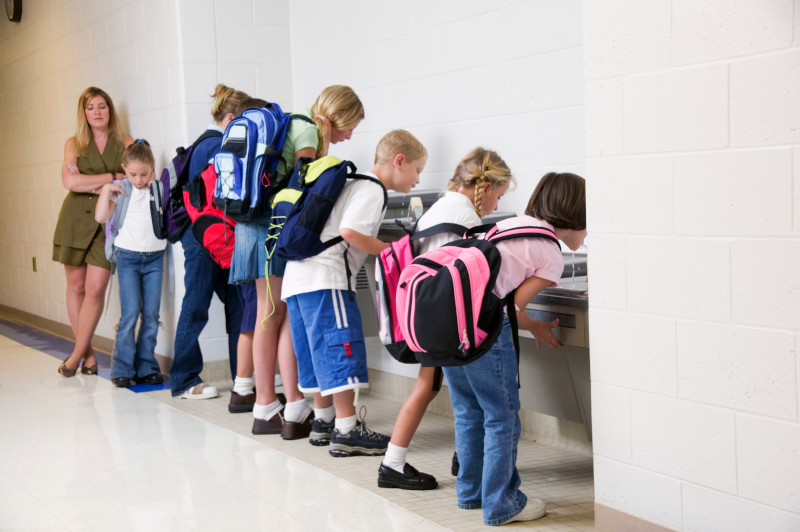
[0,0,293,362]
[289,0,585,219]
[586,0,800,529]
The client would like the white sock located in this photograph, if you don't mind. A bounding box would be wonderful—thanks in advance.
[335,415,357,433]
[252,399,283,421]
[284,399,311,423]
[314,405,335,423]
[233,377,254,395]
[382,443,407,472]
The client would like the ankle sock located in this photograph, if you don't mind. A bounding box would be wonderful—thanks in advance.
[382,443,407,472]
[335,415,357,434]
[284,399,311,423]
[233,377,254,396]
[253,399,283,421]
[314,405,335,423]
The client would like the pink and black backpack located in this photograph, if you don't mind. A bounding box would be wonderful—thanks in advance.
[375,222,467,363]
[395,224,560,367]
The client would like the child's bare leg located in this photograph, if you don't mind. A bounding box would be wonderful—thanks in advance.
[389,366,440,447]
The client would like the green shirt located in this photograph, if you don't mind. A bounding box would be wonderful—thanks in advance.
[275,107,318,190]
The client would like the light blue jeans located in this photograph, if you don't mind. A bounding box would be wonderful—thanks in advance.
[113,248,164,379]
[442,317,527,526]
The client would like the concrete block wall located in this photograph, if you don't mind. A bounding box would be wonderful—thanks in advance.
[0,0,292,363]
[289,0,585,220]
[585,0,800,529]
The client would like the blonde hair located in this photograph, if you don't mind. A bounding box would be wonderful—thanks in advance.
[310,85,365,157]
[447,147,516,217]
[74,87,127,155]
[374,129,427,165]
[121,139,155,169]
[211,84,250,124]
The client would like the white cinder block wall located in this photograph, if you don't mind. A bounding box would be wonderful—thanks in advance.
[289,0,584,220]
[0,0,293,363]
[586,1,800,530]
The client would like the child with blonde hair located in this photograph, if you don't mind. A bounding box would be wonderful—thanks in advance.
[378,147,516,490]
[282,129,426,456]
[231,86,366,438]
[95,140,165,388]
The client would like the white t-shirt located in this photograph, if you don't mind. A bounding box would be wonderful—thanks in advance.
[282,173,386,299]
[113,186,167,253]
[416,191,481,254]
[490,215,563,299]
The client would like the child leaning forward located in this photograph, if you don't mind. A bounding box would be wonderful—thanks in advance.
[281,130,427,457]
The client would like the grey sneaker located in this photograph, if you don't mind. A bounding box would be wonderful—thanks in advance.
[309,417,334,446]
[329,409,390,457]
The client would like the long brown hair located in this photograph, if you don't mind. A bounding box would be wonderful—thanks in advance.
[74,87,127,155]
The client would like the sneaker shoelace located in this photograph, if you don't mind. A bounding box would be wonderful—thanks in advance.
[354,405,386,441]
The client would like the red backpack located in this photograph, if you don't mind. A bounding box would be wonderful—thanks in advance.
[375,222,467,363]
[395,224,559,367]
[182,163,236,269]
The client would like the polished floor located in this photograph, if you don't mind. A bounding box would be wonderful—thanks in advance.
[0,317,594,531]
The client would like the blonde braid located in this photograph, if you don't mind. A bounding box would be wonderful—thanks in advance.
[473,177,485,217]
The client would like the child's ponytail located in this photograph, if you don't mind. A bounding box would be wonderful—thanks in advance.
[121,139,155,169]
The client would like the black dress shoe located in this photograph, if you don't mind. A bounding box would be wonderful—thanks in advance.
[112,377,133,388]
[378,463,438,490]
[141,373,164,385]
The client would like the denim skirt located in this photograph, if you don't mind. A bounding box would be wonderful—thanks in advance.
[229,219,269,283]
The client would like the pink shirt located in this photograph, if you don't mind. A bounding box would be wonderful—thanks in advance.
[490,216,564,300]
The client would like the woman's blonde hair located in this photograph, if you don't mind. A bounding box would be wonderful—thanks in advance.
[374,130,427,165]
[447,147,516,217]
[310,85,365,157]
[211,84,250,124]
[74,87,127,155]
[121,139,155,169]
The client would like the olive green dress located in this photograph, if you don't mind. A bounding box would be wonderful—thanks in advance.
[52,136,124,269]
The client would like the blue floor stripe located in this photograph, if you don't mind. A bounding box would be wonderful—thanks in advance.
[0,316,170,393]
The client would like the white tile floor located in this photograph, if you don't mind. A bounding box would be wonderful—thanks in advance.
[0,323,594,531]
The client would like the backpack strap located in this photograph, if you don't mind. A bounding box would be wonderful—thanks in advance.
[149,180,165,239]
[410,222,468,241]
[485,225,559,247]
[289,113,314,125]
[321,170,389,252]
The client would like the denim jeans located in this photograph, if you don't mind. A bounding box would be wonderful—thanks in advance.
[113,248,164,379]
[170,230,242,395]
[442,317,527,526]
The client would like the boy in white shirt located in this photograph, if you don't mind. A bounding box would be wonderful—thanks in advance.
[281,130,426,457]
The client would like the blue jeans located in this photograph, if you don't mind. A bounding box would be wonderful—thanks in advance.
[170,230,242,395]
[113,248,164,379]
[442,318,527,526]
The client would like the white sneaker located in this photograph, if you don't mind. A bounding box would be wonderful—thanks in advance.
[179,383,219,400]
[505,498,546,523]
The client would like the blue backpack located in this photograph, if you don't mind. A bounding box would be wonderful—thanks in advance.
[104,178,165,264]
[212,103,312,222]
[267,156,388,265]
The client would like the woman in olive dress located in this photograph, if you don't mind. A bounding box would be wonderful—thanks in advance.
[54,87,133,377]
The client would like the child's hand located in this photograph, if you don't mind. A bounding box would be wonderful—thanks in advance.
[103,182,125,196]
[528,318,563,349]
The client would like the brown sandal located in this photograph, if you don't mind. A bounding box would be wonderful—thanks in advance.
[58,359,77,377]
